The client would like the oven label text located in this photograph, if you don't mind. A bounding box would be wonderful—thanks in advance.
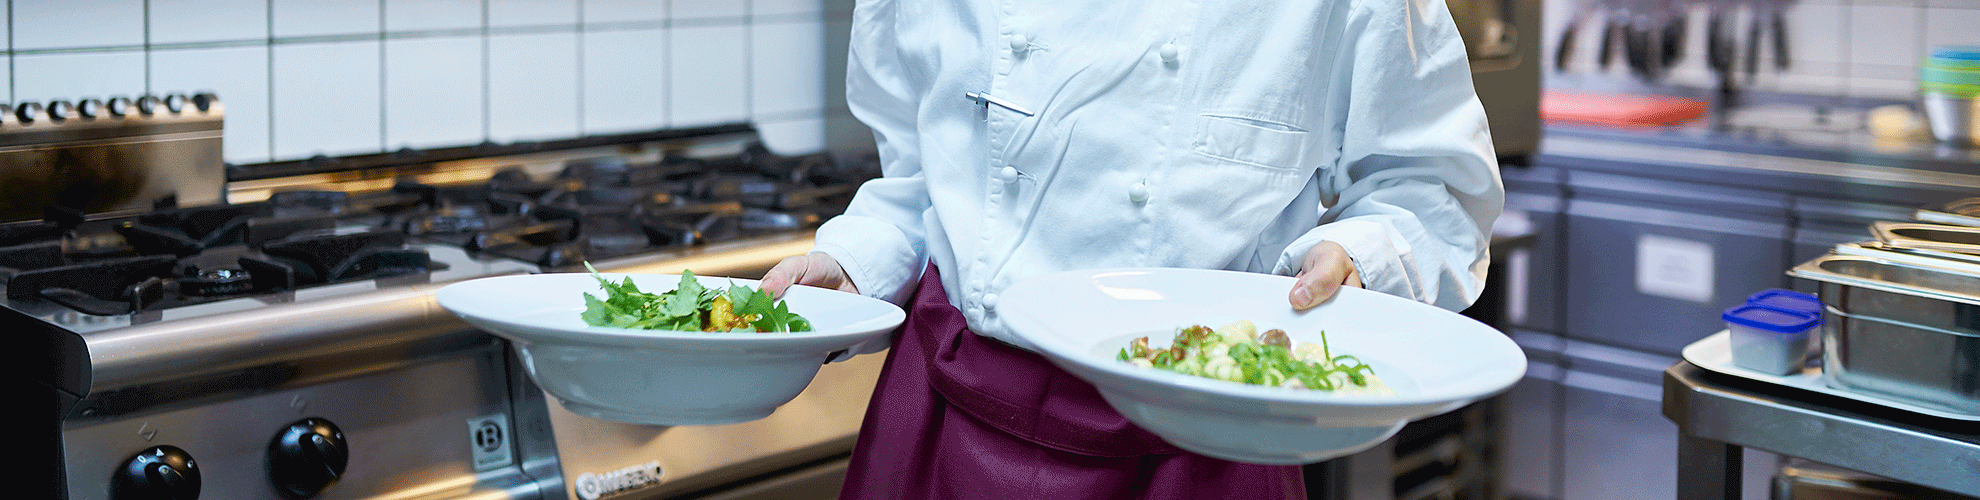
[576,461,665,500]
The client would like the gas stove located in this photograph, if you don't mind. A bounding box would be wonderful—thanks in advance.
[13,108,884,500]
[4,135,870,334]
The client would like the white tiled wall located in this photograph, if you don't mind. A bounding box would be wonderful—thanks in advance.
[1,0,837,165]
[1543,0,1980,100]
[488,32,582,143]
[582,29,671,135]
[271,41,383,159]
[669,24,749,127]
[15,0,145,50]
[384,36,484,149]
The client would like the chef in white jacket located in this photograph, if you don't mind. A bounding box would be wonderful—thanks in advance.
[762,0,1502,497]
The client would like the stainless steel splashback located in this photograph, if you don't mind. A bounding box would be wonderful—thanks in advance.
[0,94,225,222]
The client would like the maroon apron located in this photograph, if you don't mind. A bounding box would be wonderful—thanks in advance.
[839,265,1306,499]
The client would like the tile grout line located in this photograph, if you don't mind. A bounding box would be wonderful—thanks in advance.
[6,0,12,103]
[267,0,277,160]
[662,0,673,128]
[0,17,768,57]
[745,0,755,123]
[481,0,492,142]
[576,0,586,136]
[143,0,151,95]
[378,0,388,152]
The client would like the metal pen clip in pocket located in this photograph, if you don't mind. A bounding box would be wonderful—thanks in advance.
[965,91,1035,117]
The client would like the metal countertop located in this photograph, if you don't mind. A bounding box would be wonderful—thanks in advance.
[1536,125,1980,204]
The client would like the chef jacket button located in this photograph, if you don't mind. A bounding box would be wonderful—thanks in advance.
[1009,34,1030,53]
[999,166,1020,183]
[1159,42,1179,64]
[982,293,1000,310]
[1128,182,1150,204]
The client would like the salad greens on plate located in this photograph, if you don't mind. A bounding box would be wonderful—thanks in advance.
[579,264,812,333]
[1118,320,1391,394]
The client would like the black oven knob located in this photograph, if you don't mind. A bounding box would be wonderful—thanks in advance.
[269,418,348,498]
[136,95,162,115]
[112,445,201,500]
[108,96,135,116]
[78,98,104,118]
[191,93,218,113]
[163,94,188,113]
[14,101,41,123]
[47,100,74,120]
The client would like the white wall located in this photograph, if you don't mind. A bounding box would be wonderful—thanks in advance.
[2,0,839,166]
[1542,0,1980,99]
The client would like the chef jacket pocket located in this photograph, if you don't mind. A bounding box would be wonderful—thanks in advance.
[1191,113,1310,170]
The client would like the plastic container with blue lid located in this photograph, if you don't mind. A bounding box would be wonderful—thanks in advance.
[1723,304,1819,376]
[1745,288,1825,363]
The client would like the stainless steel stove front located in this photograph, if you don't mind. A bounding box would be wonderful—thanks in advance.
[53,234,882,500]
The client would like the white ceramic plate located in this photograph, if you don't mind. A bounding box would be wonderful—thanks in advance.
[999,268,1527,464]
[436,272,905,425]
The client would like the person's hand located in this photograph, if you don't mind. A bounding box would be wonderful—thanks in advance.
[1289,241,1361,310]
[760,252,859,299]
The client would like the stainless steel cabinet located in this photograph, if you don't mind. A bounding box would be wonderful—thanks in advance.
[1561,373,1672,500]
[1563,171,1791,356]
[1558,341,1778,500]
[1501,330,1562,500]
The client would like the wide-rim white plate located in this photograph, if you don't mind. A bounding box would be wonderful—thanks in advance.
[1682,330,1980,421]
[437,272,904,349]
[435,272,905,425]
[998,268,1527,463]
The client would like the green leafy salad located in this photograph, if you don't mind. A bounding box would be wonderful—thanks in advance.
[580,265,812,333]
[1117,320,1392,394]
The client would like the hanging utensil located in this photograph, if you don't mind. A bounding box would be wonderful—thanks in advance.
[1706,4,1738,89]
[1660,8,1686,69]
[1744,1,1765,80]
[1768,0,1792,71]
[1599,17,1623,70]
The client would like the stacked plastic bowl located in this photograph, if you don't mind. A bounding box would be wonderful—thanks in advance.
[1921,45,1980,146]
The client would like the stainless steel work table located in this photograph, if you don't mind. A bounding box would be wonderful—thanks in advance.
[1661,361,1980,498]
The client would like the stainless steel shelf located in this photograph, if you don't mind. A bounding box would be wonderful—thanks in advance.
[1662,361,1980,499]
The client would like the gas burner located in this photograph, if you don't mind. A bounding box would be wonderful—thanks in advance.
[464,219,587,268]
[7,255,177,315]
[178,267,253,297]
[116,205,263,256]
[406,204,496,235]
[268,190,351,217]
[0,208,444,316]
[559,156,702,189]
[258,230,433,285]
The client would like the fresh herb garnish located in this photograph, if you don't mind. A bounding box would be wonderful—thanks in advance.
[579,263,813,332]
[1117,321,1385,392]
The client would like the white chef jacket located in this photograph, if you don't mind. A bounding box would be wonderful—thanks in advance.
[813,0,1505,351]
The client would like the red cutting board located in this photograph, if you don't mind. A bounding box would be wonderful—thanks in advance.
[1540,90,1708,127]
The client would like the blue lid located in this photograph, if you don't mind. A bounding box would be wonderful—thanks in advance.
[1723,305,1819,333]
[1932,45,1980,62]
[1745,289,1822,315]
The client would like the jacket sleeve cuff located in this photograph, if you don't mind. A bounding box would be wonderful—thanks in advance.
[1274,219,1422,305]
[812,215,924,307]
